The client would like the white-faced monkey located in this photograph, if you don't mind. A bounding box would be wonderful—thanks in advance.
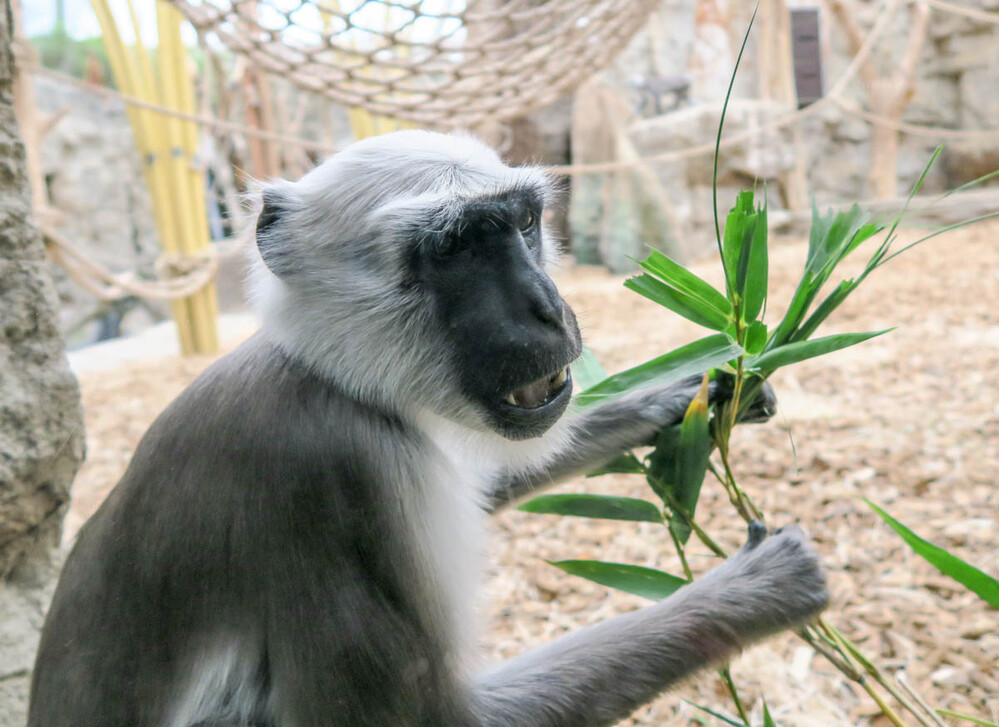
[29,131,828,727]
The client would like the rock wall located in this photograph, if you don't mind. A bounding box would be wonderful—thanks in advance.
[32,74,167,347]
[569,0,999,265]
[0,2,86,723]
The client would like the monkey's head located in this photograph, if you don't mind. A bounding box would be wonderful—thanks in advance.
[250,130,582,440]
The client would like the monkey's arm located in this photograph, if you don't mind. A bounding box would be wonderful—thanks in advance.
[483,375,776,512]
[471,525,827,727]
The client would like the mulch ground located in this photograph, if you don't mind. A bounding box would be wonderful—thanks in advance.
[69,219,998,726]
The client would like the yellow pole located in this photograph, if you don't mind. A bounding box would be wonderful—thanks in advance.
[156,0,215,353]
[90,0,219,354]
[90,0,197,354]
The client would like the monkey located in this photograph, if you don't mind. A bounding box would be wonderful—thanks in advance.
[28,130,828,727]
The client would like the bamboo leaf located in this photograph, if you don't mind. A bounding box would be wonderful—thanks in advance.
[519,494,662,523]
[772,205,879,347]
[587,452,646,477]
[550,560,687,601]
[768,271,817,348]
[644,376,713,544]
[575,334,742,407]
[845,222,883,257]
[645,424,681,504]
[867,500,999,608]
[747,330,891,372]
[712,4,758,284]
[672,376,713,543]
[936,708,999,727]
[745,320,768,354]
[570,346,608,392]
[723,191,756,294]
[638,250,733,318]
[763,701,777,727]
[742,197,768,322]
[625,274,732,330]
[684,701,749,727]
[791,280,856,343]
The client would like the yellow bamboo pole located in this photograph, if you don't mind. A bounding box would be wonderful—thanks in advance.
[167,5,219,352]
[129,0,202,355]
[90,0,197,354]
[89,0,218,354]
[156,0,217,353]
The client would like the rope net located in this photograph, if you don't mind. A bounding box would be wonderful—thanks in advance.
[168,0,659,127]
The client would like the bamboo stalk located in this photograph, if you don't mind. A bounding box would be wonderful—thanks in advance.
[89,0,196,354]
[157,0,217,353]
[89,0,218,354]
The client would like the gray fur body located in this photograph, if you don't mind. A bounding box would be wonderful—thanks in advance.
[29,131,827,727]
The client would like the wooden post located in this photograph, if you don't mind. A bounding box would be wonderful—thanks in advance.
[757,0,809,210]
[826,0,930,199]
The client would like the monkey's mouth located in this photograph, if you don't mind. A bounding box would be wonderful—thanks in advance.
[501,367,571,410]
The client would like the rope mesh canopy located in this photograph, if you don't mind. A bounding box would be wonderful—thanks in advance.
[169,0,659,127]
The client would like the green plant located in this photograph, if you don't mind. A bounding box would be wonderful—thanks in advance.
[520,12,998,727]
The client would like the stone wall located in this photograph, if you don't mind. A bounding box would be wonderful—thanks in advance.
[33,74,166,347]
[0,2,86,723]
[568,0,999,267]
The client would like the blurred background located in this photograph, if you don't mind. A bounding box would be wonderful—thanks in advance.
[15,0,999,354]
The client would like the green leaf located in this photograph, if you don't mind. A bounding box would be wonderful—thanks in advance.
[771,205,881,348]
[574,334,743,408]
[645,424,681,503]
[518,494,662,523]
[742,196,768,322]
[763,701,777,727]
[722,191,756,293]
[644,377,713,544]
[768,271,817,348]
[668,516,692,547]
[673,376,713,543]
[712,3,758,281]
[867,500,999,608]
[550,560,687,601]
[747,330,891,373]
[745,320,767,354]
[791,280,856,343]
[638,250,733,319]
[684,701,749,727]
[587,452,646,477]
[625,274,732,330]
[570,346,608,392]
[845,222,883,258]
[936,708,999,727]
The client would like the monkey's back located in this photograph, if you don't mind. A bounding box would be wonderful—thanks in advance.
[28,334,465,727]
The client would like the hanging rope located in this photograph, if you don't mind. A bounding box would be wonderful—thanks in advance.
[167,0,661,128]
[43,224,223,302]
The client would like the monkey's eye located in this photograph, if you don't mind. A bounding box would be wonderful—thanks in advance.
[520,210,537,234]
[432,232,469,257]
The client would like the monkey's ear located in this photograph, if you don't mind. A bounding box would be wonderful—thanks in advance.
[255,185,298,279]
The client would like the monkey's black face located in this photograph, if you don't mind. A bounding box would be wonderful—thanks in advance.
[410,189,582,440]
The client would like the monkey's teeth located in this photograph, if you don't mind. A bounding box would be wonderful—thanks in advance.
[503,368,570,409]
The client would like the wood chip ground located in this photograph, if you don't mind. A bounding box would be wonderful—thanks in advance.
[69,220,999,726]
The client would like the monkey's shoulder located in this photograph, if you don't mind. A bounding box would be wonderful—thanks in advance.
[85,334,415,548]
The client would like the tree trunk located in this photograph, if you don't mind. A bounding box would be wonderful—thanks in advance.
[0,0,85,722]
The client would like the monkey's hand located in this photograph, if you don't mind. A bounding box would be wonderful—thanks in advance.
[628,372,777,444]
[692,521,830,642]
